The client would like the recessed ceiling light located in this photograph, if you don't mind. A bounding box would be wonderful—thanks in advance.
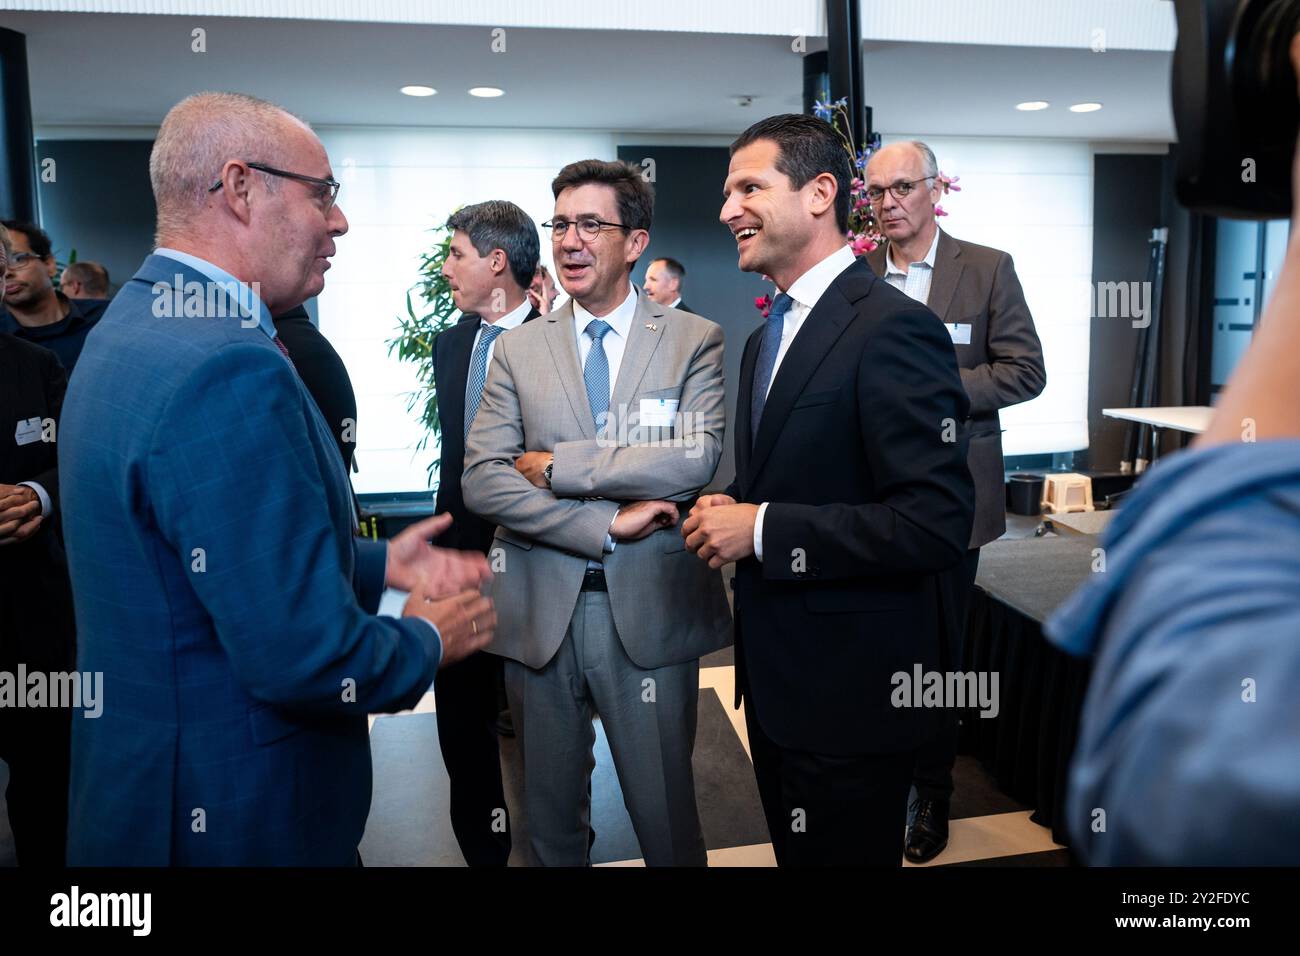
[469,87,505,98]
[1015,101,1050,111]
[1070,102,1103,113]
[400,85,436,97]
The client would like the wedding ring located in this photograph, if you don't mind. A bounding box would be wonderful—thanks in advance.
[472,619,479,636]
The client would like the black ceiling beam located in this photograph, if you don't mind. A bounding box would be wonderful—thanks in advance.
[825,0,867,144]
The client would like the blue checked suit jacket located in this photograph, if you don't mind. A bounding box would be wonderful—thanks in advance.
[59,254,441,865]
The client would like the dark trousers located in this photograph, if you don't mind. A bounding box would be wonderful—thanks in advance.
[0,704,71,867]
[745,705,915,866]
[1,562,76,868]
[912,547,982,803]
[434,649,511,867]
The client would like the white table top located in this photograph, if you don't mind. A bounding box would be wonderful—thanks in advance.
[1102,406,1214,434]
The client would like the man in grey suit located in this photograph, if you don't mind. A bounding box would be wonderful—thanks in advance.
[462,159,731,866]
[865,140,1046,863]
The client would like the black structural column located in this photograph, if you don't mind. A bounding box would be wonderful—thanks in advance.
[825,0,867,144]
[0,27,38,223]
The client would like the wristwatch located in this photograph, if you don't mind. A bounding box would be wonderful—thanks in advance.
[543,458,554,488]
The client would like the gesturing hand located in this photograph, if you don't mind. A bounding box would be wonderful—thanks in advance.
[610,499,678,541]
[403,585,496,668]
[386,513,493,597]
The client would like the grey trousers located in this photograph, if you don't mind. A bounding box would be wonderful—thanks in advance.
[503,590,707,867]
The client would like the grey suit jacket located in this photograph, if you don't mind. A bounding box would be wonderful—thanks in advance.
[867,230,1046,547]
[462,290,733,670]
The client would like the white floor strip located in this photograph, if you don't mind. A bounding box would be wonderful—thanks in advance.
[904,811,1064,866]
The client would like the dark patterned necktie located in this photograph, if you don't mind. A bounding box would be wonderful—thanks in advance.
[272,335,294,368]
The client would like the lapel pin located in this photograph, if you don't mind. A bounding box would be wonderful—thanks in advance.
[645,323,658,332]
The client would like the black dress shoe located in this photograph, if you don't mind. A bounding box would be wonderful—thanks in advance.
[904,798,950,863]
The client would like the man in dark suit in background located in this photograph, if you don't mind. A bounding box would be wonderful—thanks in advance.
[866,140,1046,863]
[0,225,77,866]
[684,113,974,866]
[0,221,110,375]
[273,303,358,473]
[643,256,694,314]
[431,199,540,867]
[59,261,111,301]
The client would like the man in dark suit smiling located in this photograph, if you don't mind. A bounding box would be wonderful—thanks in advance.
[684,113,974,866]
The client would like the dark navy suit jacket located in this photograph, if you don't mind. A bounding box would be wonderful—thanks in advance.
[59,254,441,865]
[727,259,974,756]
[431,307,538,555]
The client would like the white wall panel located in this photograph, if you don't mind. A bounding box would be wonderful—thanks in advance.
[315,125,613,493]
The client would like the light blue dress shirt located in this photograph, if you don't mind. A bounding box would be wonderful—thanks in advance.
[154,246,276,338]
[1046,439,1300,865]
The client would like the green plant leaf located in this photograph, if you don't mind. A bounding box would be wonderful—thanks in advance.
[386,219,460,489]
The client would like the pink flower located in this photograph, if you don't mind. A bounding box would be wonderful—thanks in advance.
[755,293,772,317]
[850,234,877,257]
[934,204,949,217]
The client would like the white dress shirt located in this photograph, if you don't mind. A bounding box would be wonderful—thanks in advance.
[882,227,941,305]
[571,284,639,562]
[753,243,857,560]
[17,480,51,518]
[469,298,532,369]
[668,296,682,309]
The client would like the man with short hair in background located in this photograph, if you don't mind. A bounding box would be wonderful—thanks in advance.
[644,256,694,314]
[430,198,542,867]
[59,261,111,300]
[0,221,110,374]
[527,262,558,315]
[0,222,78,867]
[865,139,1045,864]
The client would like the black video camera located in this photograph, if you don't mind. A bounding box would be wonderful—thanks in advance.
[1174,0,1300,218]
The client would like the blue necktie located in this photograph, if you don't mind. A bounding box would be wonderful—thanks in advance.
[583,319,613,434]
[750,293,794,444]
[464,323,505,441]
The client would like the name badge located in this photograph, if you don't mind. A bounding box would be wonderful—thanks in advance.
[14,416,42,446]
[639,398,679,427]
[947,323,972,346]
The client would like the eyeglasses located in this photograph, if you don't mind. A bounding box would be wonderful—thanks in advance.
[542,218,630,241]
[208,161,341,211]
[4,252,41,273]
[865,178,932,204]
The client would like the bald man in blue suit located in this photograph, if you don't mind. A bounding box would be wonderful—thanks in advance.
[58,92,496,866]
